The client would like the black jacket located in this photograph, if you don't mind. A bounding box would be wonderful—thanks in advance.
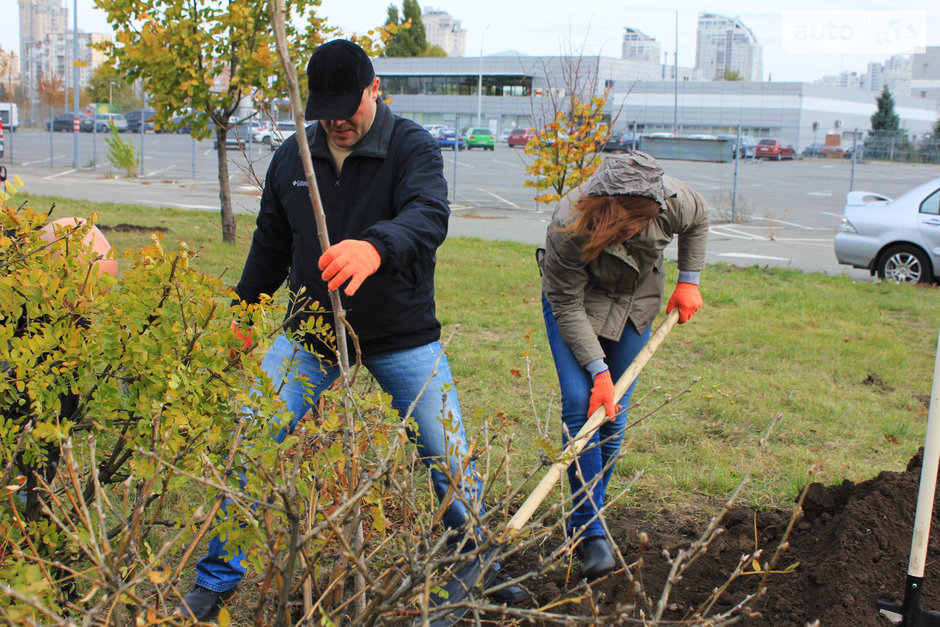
[235,100,450,358]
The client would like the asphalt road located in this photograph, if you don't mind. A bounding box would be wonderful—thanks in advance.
[5,128,940,280]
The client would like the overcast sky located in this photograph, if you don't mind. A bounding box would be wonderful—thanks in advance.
[2,0,936,83]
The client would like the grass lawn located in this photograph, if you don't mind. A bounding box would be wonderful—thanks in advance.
[24,193,940,514]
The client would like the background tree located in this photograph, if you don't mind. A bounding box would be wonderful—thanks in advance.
[922,116,940,164]
[867,85,911,161]
[36,73,65,109]
[83,64,142,111]
[871,85,900,132]
[423,43,447,57]
[721,69,743,81]
[0,48,19,106]
[382,0,427,57]
[97,0,336,244]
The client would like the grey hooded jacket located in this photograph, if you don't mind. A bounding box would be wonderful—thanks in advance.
[541,153,709,368]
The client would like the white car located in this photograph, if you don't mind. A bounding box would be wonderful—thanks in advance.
[249,121,275,145]
[267,120,299,151]
[834,176,940,284]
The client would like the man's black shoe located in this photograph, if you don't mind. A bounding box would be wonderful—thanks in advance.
[576,536,616,580]
[484,568,528,604]
[177,584,236,622]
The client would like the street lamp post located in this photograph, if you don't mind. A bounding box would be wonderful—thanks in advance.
[109,81,115,108]
[72,0,80,168]
[476,25,490,127]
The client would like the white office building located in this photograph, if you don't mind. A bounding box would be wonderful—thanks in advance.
[372,54,938,151]
[817,71,866,91]
[912,47,940,100]
[374,54,663,134]
[695,13,763,82]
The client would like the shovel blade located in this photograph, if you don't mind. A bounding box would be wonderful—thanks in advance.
[877,576,940,627]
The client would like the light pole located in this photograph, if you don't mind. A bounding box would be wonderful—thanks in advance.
[109,81,115,109]
[672,11,678,137]
[72,0,80,168]
[476,25,490,127]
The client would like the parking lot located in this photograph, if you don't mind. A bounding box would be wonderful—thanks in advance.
[4,128,939,279]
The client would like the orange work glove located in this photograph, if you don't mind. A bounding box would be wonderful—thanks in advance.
[588,370,621,419]
[230,322,253,359]
[666,282,702,324]
[318,239,381,296]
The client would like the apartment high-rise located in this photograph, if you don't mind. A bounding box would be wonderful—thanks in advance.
[422,7,466,57]
[18,0,68,120]
[695,13,762,82]
[621,27,660,64]
[16,0,114,122]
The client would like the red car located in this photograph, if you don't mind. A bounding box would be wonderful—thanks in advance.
[755,138,795,160]
[507,127,536,148]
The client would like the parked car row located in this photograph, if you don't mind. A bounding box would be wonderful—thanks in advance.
[216,119,300,151]
[801,142,863,160]
[420,126,497,151]
[47,108,158,133]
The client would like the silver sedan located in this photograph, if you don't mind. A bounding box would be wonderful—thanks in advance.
[834,176,940,284]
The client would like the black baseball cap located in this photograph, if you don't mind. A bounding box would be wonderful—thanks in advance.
[304,39,376,121]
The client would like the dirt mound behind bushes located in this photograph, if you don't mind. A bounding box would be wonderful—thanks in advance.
[504,449,936,626]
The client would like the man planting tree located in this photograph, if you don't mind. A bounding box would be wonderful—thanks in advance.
[178,39,526,621]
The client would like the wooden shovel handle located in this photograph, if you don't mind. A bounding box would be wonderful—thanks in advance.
[504,308,680,535]
[908,328,940,579]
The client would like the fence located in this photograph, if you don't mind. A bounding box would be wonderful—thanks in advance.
[862,130,940,164]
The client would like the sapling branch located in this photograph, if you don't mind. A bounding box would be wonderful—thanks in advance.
[653,412,783,622]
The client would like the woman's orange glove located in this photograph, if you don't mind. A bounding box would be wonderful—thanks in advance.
[666,282,702,324]
[588,370,621,419]
[318,239,381,296]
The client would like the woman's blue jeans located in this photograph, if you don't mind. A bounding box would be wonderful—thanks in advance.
[195,335,483,592]
[542,294,650,539]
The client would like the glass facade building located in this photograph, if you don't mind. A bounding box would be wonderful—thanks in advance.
[380,74,532,97]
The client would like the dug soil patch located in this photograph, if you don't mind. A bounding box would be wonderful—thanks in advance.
[97,223,169,233]
[501,448,935,626]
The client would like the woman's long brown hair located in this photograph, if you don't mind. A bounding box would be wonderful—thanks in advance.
[564,194,661,260]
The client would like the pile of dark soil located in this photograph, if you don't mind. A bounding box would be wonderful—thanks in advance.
[503,448,937,626]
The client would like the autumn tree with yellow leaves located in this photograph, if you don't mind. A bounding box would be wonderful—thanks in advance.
[523,53,624,206]
[95,0,339,243]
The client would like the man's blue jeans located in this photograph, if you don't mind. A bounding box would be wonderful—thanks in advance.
[195,335,483,592]
[542,294,650,539]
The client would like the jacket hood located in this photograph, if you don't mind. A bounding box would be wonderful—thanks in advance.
[582,151,675,212]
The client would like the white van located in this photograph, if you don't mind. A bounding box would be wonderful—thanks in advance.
[0,102,18,131]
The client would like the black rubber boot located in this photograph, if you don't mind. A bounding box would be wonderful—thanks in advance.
[177,584,236,622]
[485,568,528,604]
[577,536,616,580]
